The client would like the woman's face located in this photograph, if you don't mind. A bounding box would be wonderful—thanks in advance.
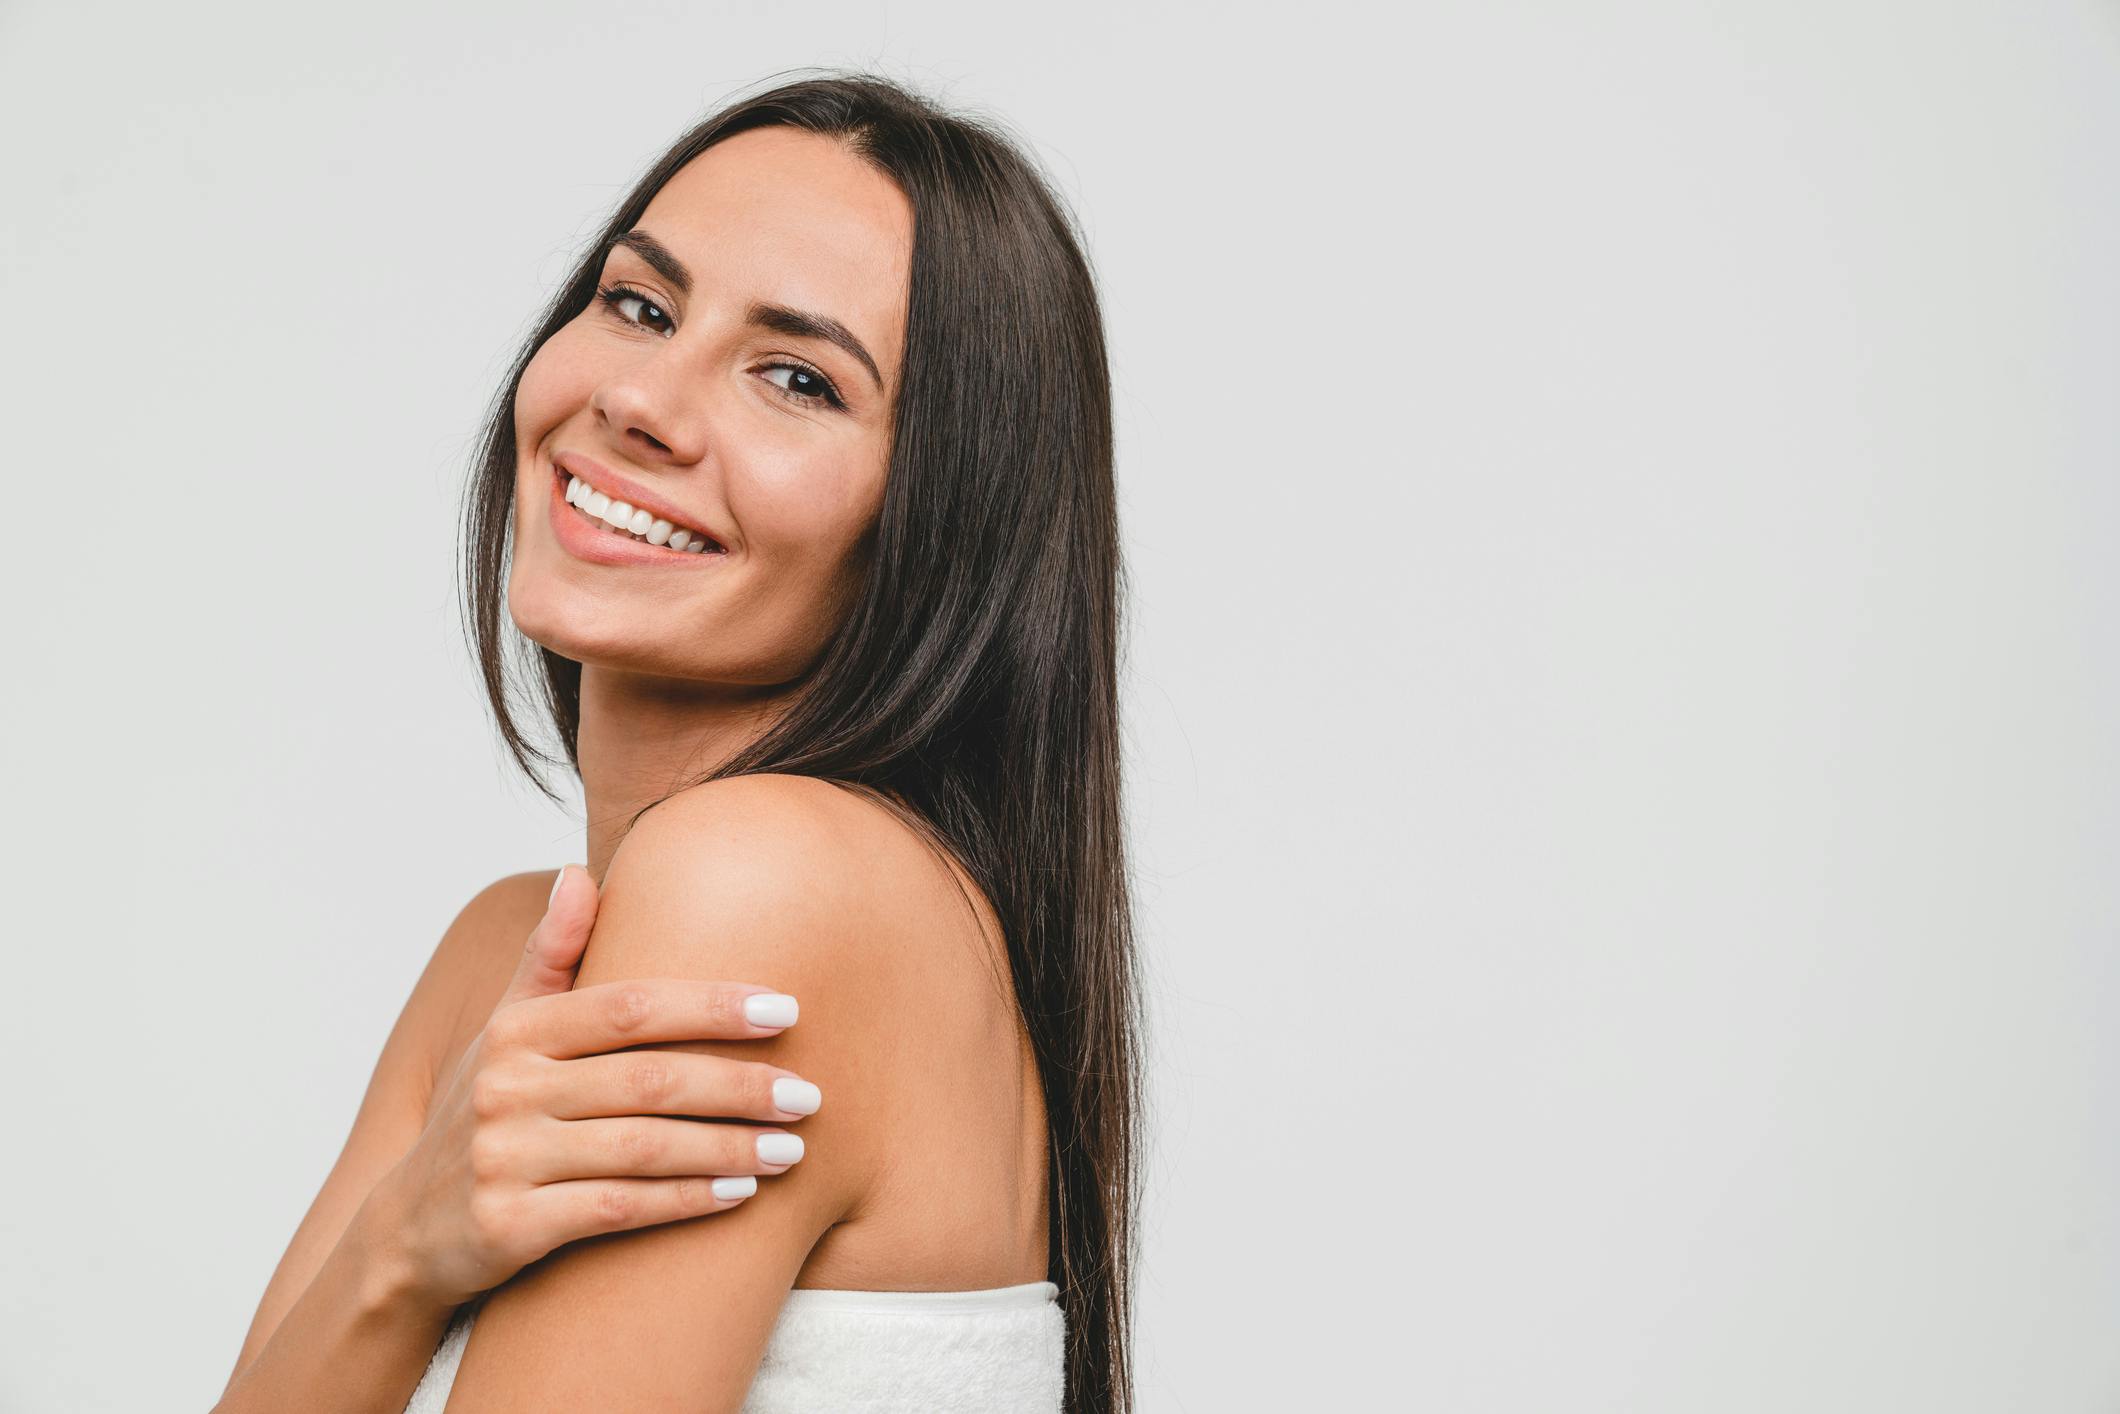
[508,125,911,689]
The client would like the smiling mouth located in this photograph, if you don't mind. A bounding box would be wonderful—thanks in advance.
[554,465,726,554]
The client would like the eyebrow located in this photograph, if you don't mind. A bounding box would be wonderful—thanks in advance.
[604,228,885,394]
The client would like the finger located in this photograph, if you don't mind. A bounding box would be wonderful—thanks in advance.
[497,865,600,1009]
[524,1114,807,1183]
[535,1049,822,1123]
[495,978,801,1059]
[527,1174,762,1245]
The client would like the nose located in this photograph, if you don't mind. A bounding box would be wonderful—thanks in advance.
[588,351,710,465]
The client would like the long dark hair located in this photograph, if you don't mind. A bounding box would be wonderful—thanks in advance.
[456,69,1141,1413]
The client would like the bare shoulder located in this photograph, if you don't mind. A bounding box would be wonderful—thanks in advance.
[393,870,553,1068]
[410,868,565,1113]
[603,773,1021,1060]
[439,868,563,978]
[606,773,1046,1287]
[566,775,989,1233]
[630,773,1009,975]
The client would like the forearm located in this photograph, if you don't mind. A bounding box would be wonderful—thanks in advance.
[214,1190,454,1414]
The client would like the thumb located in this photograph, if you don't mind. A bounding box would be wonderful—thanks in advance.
[498,864,599,1007]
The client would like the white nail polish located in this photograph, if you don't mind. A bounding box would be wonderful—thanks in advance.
[712,1175,757,1201]
[756,1133,805,1166]
[772,1078,822,1115]
[744,993,799,1027]
[547,866,568,907]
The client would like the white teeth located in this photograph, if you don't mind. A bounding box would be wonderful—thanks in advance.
[563,473,719,553]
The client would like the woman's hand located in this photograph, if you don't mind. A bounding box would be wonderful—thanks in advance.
[361,865,824,1309]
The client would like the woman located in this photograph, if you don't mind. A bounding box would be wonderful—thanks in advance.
[214,71,1142,1413]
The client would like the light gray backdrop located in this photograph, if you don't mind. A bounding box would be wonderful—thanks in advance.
[3,2,2116,1410]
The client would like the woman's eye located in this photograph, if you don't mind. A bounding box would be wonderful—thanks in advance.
[759,361,847,411]
[595,283,673,336]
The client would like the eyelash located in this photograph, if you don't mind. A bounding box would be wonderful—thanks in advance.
[593,281,848,412]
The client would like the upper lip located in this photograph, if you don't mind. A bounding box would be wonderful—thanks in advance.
[552,450,726,549]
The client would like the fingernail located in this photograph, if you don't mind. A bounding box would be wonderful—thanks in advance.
[712,1175,757,1201]
[744,993,799,1028]
[756,1133,805,1166]
[772,1078,823,1115]
[547,866,568,907]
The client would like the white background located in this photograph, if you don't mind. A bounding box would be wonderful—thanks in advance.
[2,2,2116,1410]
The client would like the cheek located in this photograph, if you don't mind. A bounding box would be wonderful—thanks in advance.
[509,336,598,514]
[742,459,886,577]
[515,337,584,438]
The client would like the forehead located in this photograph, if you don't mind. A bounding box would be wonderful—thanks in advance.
[632,127,913,383]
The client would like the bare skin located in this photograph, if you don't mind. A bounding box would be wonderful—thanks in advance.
[416,846,1049,1297]
[217,865,814,1410]
[218,125,1049,1412]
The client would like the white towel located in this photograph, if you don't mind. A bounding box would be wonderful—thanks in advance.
[405,1281,1065,1412]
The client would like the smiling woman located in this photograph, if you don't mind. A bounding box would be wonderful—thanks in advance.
[213,67,1141,1414]
[500,120,914,689]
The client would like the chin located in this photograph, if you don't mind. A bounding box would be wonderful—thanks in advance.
[505,588,724,683]
[506,572,617,664]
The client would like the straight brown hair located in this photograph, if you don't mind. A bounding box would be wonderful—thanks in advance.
[457,68,1142,1413]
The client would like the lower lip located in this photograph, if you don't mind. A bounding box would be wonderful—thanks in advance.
[547,467,728,567]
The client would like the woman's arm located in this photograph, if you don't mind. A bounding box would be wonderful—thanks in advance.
[213,874,533,1410]
[216,860,817,1413]
[436,777,892,1412]
[212,1186,451,1414]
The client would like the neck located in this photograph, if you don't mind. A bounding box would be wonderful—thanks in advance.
[573,663,793,883]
